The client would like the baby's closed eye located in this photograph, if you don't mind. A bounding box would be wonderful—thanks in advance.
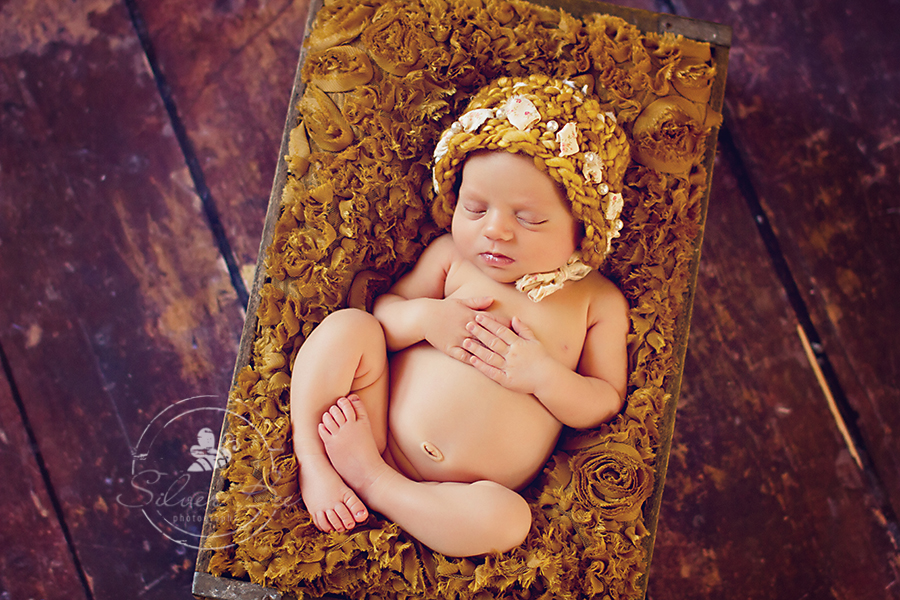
[516,213,547,226]
[461,202,486,217]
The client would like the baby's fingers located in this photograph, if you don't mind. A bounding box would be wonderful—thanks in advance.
[460,296,494,311]
[474,313,519,344]
[465,347,507,383]
[463,337,499,365]
[466,322,507,353]
[446,344,474,365]
[510,316,537,341]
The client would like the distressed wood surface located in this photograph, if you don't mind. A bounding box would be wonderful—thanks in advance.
[648,154,900,599]
[0,366,88,599]
[1,0,899,598]
[648,0,900,595]
[132,0,312,283]
[675,0,900,523]
[0,1,244,598]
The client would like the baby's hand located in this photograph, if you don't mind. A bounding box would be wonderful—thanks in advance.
[463,314,552,395]
[422,296,494,362]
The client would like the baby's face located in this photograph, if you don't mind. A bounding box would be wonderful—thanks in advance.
[451,151,579,283]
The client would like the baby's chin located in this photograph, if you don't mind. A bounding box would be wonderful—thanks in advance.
[471,263,523,284]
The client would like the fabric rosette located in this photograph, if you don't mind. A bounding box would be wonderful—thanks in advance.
[305,2,376,52]
[632,95,721,174]
[674,47,716,103]
[570,442,654,522]
[297,83,355,152]
[362,2,432,76]
[301,45,374,93]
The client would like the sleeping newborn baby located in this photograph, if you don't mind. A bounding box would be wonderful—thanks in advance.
[290,74,631,557]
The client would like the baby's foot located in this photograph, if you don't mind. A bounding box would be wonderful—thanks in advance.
[297,451,368,532]
[319,395,392,502]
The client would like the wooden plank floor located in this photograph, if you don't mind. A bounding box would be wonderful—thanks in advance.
[1,0,897,598]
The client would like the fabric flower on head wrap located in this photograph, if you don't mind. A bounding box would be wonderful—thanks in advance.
[431,74,631,269]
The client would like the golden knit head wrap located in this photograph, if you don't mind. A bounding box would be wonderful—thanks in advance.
[431,74,631,269]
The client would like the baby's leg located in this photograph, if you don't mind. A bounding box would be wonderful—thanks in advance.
[290,309,389,533]
[320,396,532,557]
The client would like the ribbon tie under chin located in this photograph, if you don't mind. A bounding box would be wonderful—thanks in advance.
[515,254,592,302]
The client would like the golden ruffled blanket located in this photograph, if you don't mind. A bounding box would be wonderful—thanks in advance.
[204,1,722,598]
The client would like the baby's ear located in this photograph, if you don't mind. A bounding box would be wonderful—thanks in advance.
[574,220,587,242]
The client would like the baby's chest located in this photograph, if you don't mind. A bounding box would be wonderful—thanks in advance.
[449,279,589,367]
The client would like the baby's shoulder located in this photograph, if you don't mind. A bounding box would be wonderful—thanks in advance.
[428,232,455,250]
[578,270,624,298]
[415,233,460,270]
[421,233,461,263]
[578,271,629,323]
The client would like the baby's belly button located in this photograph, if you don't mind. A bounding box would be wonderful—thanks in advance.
[421,441,444,462]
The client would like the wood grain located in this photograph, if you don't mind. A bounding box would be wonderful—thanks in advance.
[649,154,900,599]
[1,0,898,597]
[131,0,312,275]
[674,0,900,523]
[0,1,245,598]
[0,366,88,599]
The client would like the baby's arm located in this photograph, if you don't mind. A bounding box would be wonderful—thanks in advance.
[464,285,629,429]
[373,235,493,357]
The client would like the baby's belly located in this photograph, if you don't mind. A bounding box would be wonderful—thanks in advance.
[388,343,562,489]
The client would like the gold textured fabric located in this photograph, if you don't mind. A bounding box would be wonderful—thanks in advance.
[205,1,721,598]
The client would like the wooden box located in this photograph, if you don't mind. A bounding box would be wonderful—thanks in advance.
[193,1,730,598]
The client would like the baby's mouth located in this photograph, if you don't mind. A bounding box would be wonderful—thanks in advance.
[479,251,514,266]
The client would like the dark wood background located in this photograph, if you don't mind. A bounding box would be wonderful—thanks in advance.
[1,0,898,598]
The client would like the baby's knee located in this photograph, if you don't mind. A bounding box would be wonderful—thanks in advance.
[501,492,532,551]
[473,481,532,552]
[319,308,383,340]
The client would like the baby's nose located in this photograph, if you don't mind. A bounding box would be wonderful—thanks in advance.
[483,213,514,240]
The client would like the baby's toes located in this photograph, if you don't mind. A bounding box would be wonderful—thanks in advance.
[323,508,348,532]
[327,403,348,427]
[313,510,335,533]
[320,410,339,435]
[331,500,357,530]
[346,394,368,422]
[335,396,355,421]
[345,494,368,523]
[317,421,334,440]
